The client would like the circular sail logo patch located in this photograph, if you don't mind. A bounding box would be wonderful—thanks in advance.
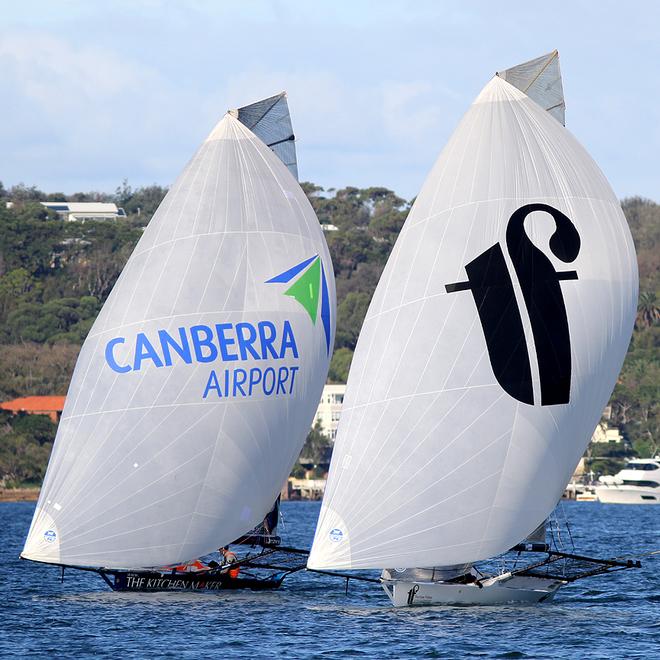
[328,528,344,542]
[43,530,57,543]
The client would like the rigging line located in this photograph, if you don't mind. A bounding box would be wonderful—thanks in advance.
[619,549,660,560]
[557,501,575,552]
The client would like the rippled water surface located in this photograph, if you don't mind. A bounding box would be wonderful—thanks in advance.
[2,501,658,658]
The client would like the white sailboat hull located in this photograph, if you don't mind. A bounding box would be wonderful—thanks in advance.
[382,573,566,607]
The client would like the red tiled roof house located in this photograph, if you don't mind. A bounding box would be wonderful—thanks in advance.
[0,396,66,423]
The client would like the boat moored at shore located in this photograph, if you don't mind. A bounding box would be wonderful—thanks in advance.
[595,458,660,504]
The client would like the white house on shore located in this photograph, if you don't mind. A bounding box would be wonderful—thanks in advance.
[41,202,127,222]
[313,383,346,440]
[591,423,623,444]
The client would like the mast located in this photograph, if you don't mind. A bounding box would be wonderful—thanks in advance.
[22,99,335,570]
[308,62,637,572]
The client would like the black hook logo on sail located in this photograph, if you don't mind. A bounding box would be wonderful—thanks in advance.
[445,204,581,406]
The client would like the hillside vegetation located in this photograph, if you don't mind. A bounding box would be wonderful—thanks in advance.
[0,182,657,484]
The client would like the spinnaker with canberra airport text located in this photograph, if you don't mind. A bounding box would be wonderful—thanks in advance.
[22,92,336,570]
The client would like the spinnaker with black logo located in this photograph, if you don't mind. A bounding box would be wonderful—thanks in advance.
[307,53,639,605]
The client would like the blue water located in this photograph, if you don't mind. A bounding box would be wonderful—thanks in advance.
[1,501,658,658]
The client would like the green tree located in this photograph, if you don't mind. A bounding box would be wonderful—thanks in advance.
[335,291,371,350]
[636,291,660,329]
[299,420,330,464]
[328,347,353,383]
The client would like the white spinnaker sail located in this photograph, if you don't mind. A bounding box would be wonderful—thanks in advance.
[308,75,637,571]
[497,50,565,125]
[232,92,298,180]
[23,113,335,569]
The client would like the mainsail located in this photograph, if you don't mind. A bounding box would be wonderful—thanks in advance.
[231,92,298,180]
[497,50,565,125]
[22,102,335,570]
[308,71,637,571]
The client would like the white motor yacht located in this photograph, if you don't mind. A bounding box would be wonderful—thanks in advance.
[595,458,660,504]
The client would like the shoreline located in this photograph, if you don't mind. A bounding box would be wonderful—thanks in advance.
[0,488,40,502]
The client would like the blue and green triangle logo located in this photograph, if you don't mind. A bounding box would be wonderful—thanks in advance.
[266,255,332,354]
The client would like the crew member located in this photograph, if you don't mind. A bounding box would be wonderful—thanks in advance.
[220,546,240,578]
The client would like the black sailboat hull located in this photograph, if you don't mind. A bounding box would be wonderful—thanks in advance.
[101,569,283,592]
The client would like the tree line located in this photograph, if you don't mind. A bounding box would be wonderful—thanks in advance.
[0,182,657,484]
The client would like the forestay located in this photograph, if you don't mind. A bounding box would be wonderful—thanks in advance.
[308,75,637,571]
[23,112,335,569]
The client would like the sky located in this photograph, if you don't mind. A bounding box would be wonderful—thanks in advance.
[2,0,659,201]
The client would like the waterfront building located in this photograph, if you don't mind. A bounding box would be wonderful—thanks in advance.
[591,422,623,444]
[41,202,127,222]
[0,396,66,422]
[313,383,346,440]
[281,478,326,500]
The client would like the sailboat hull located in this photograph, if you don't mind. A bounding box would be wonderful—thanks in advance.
[101,569,283,593]
[382,574,566,607]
